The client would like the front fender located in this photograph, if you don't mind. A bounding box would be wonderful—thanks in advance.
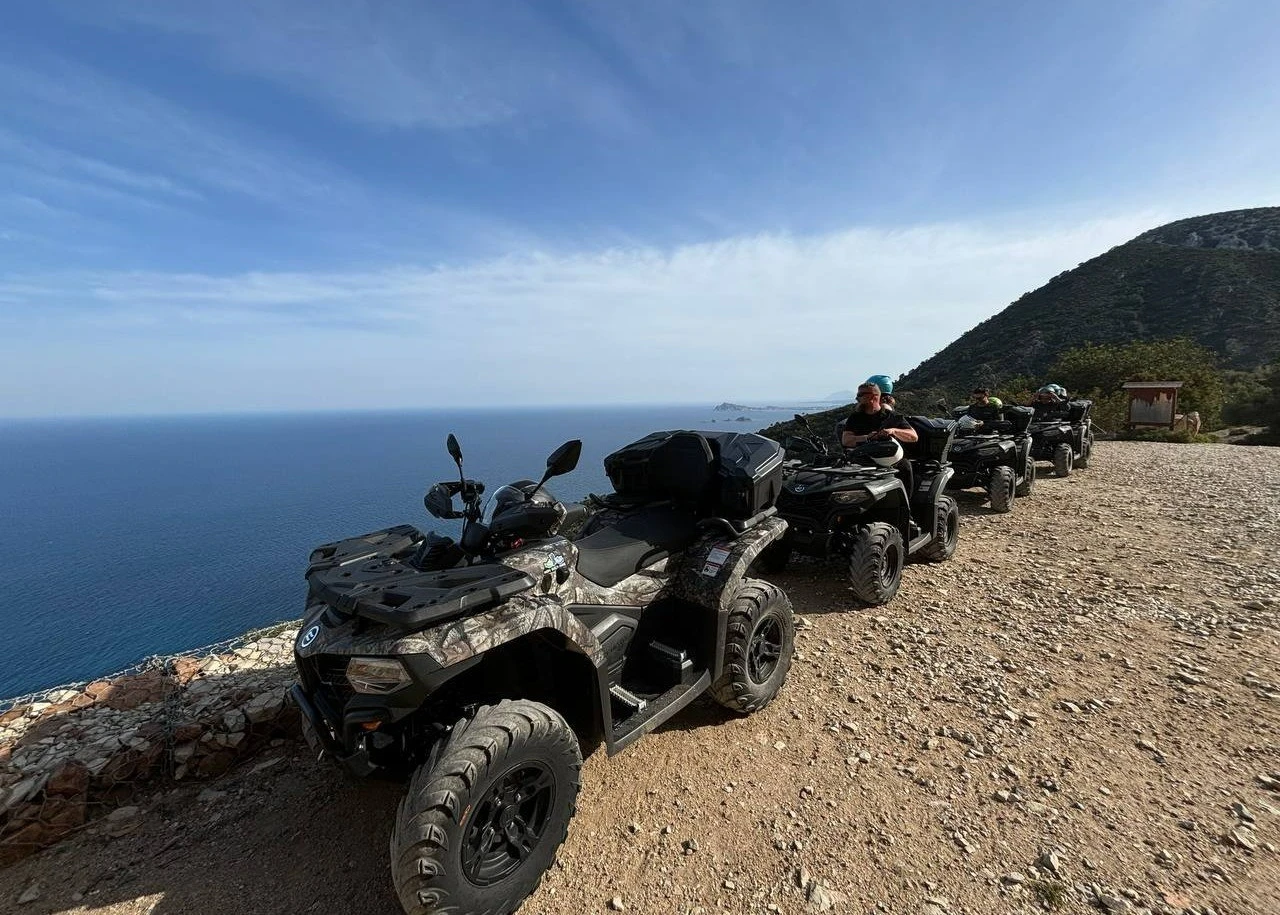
[296,592,605,669]
[865,477,905,501]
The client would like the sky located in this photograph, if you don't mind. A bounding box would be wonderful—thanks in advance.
[1,0,1278,417]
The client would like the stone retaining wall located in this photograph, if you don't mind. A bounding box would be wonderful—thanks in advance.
[0,623,302,866]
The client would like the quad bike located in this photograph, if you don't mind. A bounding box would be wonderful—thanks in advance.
[1029,399,1094,477]
[760,413,960,605]
[946,404,1036,512]
[291,429,796,915]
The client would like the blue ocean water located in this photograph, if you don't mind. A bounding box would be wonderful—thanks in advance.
[0,404,819,698]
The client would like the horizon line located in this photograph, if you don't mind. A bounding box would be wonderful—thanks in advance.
[0,398,857,423]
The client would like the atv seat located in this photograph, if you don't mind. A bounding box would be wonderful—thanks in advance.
[574,504,700,587]
[577,432,719,587]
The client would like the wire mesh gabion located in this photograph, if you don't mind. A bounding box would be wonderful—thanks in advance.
[0,621,302,866]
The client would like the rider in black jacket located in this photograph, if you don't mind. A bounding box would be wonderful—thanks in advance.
[841,381,920,516]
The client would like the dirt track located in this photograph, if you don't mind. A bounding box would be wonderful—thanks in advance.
[2,441,1278,915]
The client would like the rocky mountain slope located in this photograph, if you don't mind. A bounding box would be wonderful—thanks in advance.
[3,441,1278,915]
[899,207,1280,394]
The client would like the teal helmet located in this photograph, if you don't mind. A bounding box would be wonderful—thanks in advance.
[865,374,894,395]
[1037,384,1066,398]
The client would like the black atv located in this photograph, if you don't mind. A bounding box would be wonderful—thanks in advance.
[291,429,795,915]
[1029,399,1094,477]
[760,414,960,605]
[946,405,1036,512]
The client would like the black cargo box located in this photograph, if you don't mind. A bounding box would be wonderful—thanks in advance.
[1004,405,1034,433]
[602,430,671,501]
[1067,400,1092,424]
[705,430,784,518]
[603,429,783,519]
[903,417,957,463]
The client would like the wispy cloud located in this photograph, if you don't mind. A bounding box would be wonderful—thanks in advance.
[0,210,1171,414]
[0,129,202,204]
[0,55,350,209]
[0,52,547,267]
[67,1,638,133]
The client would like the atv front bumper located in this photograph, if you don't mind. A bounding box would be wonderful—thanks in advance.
[290,683,381,777]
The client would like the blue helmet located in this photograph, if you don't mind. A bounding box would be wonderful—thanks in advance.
[864,374,894,395]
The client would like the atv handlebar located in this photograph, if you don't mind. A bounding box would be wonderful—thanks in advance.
[424,479,486,520]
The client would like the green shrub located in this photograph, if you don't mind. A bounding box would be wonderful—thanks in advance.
[1028,879,1068,909]
[1223,363,1279,428]
[1048,338,1225,431]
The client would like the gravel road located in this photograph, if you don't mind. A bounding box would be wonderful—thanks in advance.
[2,441,1277,915]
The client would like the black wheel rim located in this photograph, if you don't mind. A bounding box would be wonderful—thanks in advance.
[747,615,784,684]
[880,542,901,586]
[462,762,556,887]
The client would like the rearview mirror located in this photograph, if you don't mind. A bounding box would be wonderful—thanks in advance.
[545,440,582,478]
[446,433,463,465]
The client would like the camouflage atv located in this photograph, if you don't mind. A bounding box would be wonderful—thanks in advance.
[291,430,795,915]
[946,404,1036,512]
[760,414,961,605]
[1029,399,1094,477]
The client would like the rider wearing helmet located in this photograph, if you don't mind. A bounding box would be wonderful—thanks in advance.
[1031,384,1070,419]
[865,374,897,408]
[965,387,1003,426]
[865,374,894,395]
[842,380,919,516]
[843,381,916,448]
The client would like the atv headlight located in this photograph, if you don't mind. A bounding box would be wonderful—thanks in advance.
[346,657,411,694]
[831,490,872,505]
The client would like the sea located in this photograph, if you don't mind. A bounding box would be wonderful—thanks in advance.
[0,404,831,699]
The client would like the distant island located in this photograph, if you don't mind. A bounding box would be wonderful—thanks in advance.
[715,394,856,413]
[713,402,789,412]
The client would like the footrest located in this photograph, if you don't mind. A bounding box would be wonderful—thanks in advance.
[609,684,648,713]
[649,640,695,683]
[608,671,711,755]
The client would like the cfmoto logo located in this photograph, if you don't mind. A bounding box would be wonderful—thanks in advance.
[792,484,806,493]
[300,625,320,648]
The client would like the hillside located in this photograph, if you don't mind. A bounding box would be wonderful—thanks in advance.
[898,207,1280,394]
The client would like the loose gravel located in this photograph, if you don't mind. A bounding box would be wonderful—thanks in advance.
[2,441,1277,915]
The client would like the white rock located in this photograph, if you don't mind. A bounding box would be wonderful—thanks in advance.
[103,805,142,838]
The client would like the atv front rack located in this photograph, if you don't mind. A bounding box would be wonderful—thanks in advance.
[307,527,535,628]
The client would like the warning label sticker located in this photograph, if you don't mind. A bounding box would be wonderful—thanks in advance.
[700,544,733,577]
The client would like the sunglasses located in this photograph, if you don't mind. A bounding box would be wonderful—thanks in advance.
[856,391,878,399]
